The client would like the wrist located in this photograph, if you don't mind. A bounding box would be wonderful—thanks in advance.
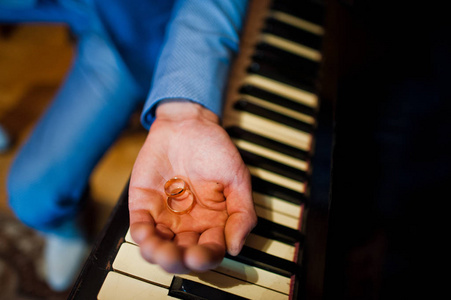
[155,99,219,124]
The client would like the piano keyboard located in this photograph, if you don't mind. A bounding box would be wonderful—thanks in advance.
[70,0,327,299]
[99,230,292,299]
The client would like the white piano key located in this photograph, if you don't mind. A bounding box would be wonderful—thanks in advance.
[125,229,134,244]
[253,192,303,219]
[113,243,289,299]
[248,165,305,193]
[240,94,316,125]
[242,74,318,109]
[113,243,173,286]
[183,270,288,299]
[232,138,309,171]
[268,10,325,36]
[244,233,296,261]
[224,110,312,151]
[255,204,300,230]
[216,257,291,294]
[98,271,177,300]
[260,33,322,62]
[123,233,294,290]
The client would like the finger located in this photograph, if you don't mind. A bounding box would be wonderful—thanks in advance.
[184,227,225,272]
[155,224,175,240]
[139,235,161,264]
[140,235,188,274]
[225,211,257,256]
[128,185,164,244]
[131,212,184,272]
[130,218,156,244]
[129,187,173,241]
[223,168,257,255]
[174,231,200,249]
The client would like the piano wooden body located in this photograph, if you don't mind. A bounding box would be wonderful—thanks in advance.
[69,0,336,299]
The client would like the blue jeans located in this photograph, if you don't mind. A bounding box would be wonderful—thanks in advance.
[4,2,144,237]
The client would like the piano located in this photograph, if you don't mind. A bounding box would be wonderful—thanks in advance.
[69,0,335,299]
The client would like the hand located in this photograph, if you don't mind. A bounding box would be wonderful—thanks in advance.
[129,100,257,274]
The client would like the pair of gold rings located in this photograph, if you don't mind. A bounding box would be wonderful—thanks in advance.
[164,177,195,215]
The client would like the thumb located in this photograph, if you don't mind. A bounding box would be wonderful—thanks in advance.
[225,210,257,255]
[223,171,257,255]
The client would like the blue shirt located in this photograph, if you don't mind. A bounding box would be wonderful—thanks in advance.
[0,0,248,128]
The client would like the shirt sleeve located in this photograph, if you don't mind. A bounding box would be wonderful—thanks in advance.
[140,0,249,129]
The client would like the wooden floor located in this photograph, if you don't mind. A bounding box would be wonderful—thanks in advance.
[0,24,147,234]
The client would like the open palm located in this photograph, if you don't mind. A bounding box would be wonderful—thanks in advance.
[128,101,257,274]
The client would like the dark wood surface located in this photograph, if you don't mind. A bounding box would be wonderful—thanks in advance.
[69,184,130,299]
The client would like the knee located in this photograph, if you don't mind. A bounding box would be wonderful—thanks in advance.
[7,152,79,232]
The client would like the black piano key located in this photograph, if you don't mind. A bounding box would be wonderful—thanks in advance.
[234,99,314,133]
[248,57,316,93]
[253,43,320,86]
[253,216,304,245]
[271,0,325,26]
[248,61,315,93]
[256,42,320,71]
[238,148,307,182]
[256,42,320,70]
[226,245,301,278]
[263,17,323,50]
[169,276,248,300]
[252,175,306,205]
[226,126,310,161]
[240,84,316,117]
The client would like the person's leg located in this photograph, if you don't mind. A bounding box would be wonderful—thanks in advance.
[7,31,142,290]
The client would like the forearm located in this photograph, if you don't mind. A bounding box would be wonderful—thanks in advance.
[141,0,249,129]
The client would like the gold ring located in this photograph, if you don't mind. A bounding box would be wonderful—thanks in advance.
[164,177,195,215]
[164,177,186,197]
